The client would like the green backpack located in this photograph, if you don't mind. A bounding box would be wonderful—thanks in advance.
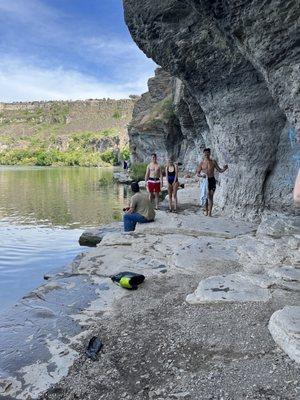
[111,271,145,290]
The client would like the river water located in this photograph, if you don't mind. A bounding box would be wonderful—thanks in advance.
[0,166,129,313]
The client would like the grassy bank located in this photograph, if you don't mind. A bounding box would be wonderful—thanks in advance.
[0,148,119,167]
[130,163,148,181]
[0,131,131,167]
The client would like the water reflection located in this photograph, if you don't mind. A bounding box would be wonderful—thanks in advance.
[0,166,128,312]
[0,166,128,228]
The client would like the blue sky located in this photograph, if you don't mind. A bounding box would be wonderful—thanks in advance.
[0,0,157,101]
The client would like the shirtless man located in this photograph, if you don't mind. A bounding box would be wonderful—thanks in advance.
[196,148,228,216]
[145,153,163,210]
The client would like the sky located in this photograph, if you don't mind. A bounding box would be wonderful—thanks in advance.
[0,0,157,102]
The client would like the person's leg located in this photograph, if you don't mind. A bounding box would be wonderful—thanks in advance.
[204,199,208,216]
[123,213,136,232]
[124,213,149,232]
[208,190,214,217]
[154,193,159,210]
[154,182,160,210]
[148,186,154,203]
[147,181,154,203]
[173,182,179,211]
[168,184,173,211]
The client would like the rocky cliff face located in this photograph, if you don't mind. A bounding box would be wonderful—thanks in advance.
[128,68,180,164]
[0,99,134,153]
[124,0,299,215]
[129,68,209,172]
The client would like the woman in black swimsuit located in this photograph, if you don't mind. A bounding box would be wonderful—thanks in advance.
[165,158,179,212]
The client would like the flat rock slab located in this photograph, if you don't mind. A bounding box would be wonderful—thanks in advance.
[266,265,300,291]
[269,306,300,364]
[79,222,122,246]
[171,236,239,272]
[136,210,256,238]
[236,235,292,274]
[186,274,271,304]
[257,213,300,238]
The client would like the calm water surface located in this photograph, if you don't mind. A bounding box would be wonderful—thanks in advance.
[0,166,128,312]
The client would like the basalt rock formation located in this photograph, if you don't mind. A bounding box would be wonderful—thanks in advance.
[124,0,300,215]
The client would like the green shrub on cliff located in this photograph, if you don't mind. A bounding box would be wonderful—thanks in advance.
[112,110,122,119]
[68,129,119,151]
[120,145,131,160]
[0,135,13,144]
[100,149,118,165]
[130,163,147,182]
[49,103,69,124]
[101,128,118,137]
[159,98,176,120]
[0,148,117,167]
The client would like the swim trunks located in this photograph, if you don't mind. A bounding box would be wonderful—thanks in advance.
[208,177,216,191]
[147,178,161,193]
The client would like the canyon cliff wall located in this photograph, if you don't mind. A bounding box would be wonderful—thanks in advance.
[128,68,209,172]
[0,99,134,153]
[124,0,299,216]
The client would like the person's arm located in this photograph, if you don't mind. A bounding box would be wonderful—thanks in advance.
[196,162,203,176]
[174,164,179,185]
[159,166,163,186]
[126,196,135,214]
[145,165,150,183]
[214,160,228,173]
[165,166,168,185]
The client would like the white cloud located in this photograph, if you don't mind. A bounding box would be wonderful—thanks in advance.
[0,1,158,102]
[0,0,59,23]
[0,56,153,102]
[82,37,137,55]
[0,0,60,37]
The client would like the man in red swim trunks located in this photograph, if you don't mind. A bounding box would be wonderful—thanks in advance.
[145,153,163,210]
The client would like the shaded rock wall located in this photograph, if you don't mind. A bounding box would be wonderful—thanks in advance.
[124,0,299,215]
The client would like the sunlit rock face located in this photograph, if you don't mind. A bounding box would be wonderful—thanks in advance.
[128,68,182,164]
[124,0,299,216]
[128,68,208,171]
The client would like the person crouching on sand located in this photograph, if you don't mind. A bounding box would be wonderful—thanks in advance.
[165,157,179,212]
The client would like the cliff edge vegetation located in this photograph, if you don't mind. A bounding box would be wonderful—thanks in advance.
[0,99,134,167]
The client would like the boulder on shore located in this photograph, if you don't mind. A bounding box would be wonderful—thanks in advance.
[79,222,122,246]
